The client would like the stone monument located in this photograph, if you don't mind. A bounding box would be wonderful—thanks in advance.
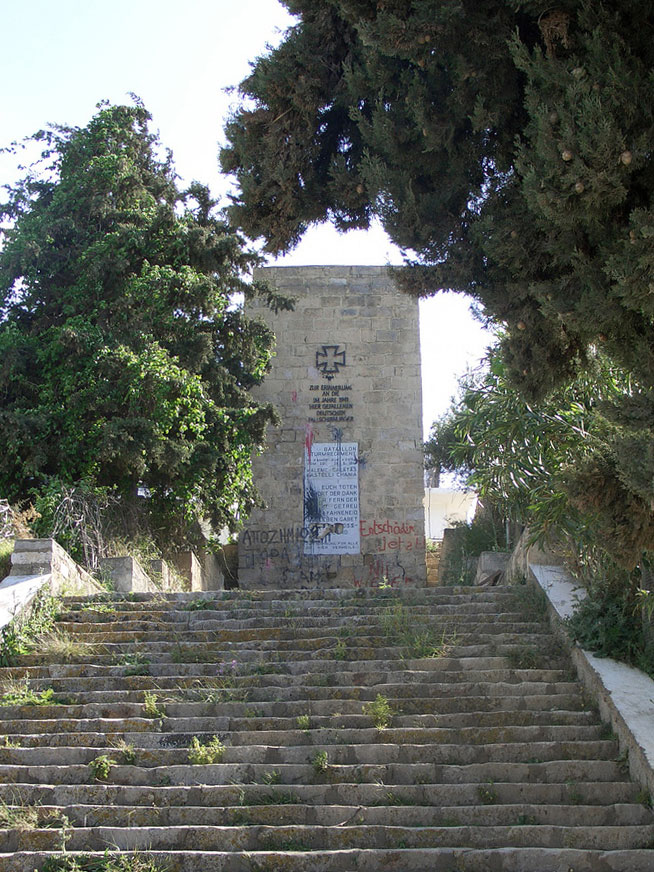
[239,266,426,589]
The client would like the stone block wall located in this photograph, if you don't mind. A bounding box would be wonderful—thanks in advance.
[239,266,426,589]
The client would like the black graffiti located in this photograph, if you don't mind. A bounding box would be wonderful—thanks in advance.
[241,527,317,547]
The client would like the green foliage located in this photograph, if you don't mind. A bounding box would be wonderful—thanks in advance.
[0,678,61,707]
[0,588,60,666]
[41,853,164,872]
[362,694,395,730]
[296,714,311,731]
[566,577,654,677]
[187,735,225,764]
[115,650,150,671]
[477,782,498,805]
[88,755,115,781]
[0,539,12,581]
[37,629,99,663]
[509,580,549,620]
[437,513,508,586]
[238,789,299,806]
[183,598,215,611]
[142,690,165,719]
[222,2,654,389]
[380,601,457,657]
[310,750,329,774]
[112,740,137,765]
[427,347,654,568]
[261,769,282,785]
[0,100,280,548]
[223,2,654,569]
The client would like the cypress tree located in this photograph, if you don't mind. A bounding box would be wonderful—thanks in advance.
[222,1,654,564]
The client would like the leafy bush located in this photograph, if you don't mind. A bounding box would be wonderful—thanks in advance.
[566,578,654,677]
[0,101,281,552]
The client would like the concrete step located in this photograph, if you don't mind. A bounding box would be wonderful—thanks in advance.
[0,780,642,808]
[4,821,654,852]
[62,586,518,603]
[0,759,632,786]
[0,801,650,829]
[52,612,543,636]
[0,667,577,700]
[0,730,618,766]
[4,848,654,872]
[0,708,597,740]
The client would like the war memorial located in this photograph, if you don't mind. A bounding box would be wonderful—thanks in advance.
[239,266,427,589]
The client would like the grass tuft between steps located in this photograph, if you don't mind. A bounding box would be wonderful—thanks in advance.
[41,853,164,872]
[0,677,70,706]
[0,798,69,833]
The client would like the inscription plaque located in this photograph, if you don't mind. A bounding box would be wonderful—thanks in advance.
[304,442,360,555]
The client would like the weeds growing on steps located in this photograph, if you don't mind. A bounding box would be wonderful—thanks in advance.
[311,750,329,774]
[187,735,225,764]
[0,588,61,666]
[477,781,498,804]
[380,602,458,659]
[88,754,115,781]
[37,629,102,663]
[183,598,215,611]
[238,788,300,806]
[79,601,116,615]
[154,676,246,705]
[110,739,137,765]
[508,579,548,618]
[506,645,544,669]
[257,836,311,852]
[114,650,151,676]
[261,769,282,785]
[0,677,69,706]
[143,690,166,719]
[362,694,396,729]
[0,797,70,831]
[41,853,165,872]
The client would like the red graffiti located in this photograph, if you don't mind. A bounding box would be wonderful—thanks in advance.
[353,556,413,589]
[304,423,314,464]
[360,519,416,537]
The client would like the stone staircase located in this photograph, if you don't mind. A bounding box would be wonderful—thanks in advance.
[1,585,653,871]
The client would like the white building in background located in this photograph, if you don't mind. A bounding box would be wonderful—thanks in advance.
[423,488,477,541]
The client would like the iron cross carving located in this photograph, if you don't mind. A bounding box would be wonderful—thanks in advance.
[316,345,346,380]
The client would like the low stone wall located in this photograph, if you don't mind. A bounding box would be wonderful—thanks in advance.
[0,538,102,633]
[99,556,157,593]
[529,562,654,799]
[8,538,99,596]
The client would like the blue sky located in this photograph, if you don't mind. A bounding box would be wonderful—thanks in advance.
[1,0,492,437]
